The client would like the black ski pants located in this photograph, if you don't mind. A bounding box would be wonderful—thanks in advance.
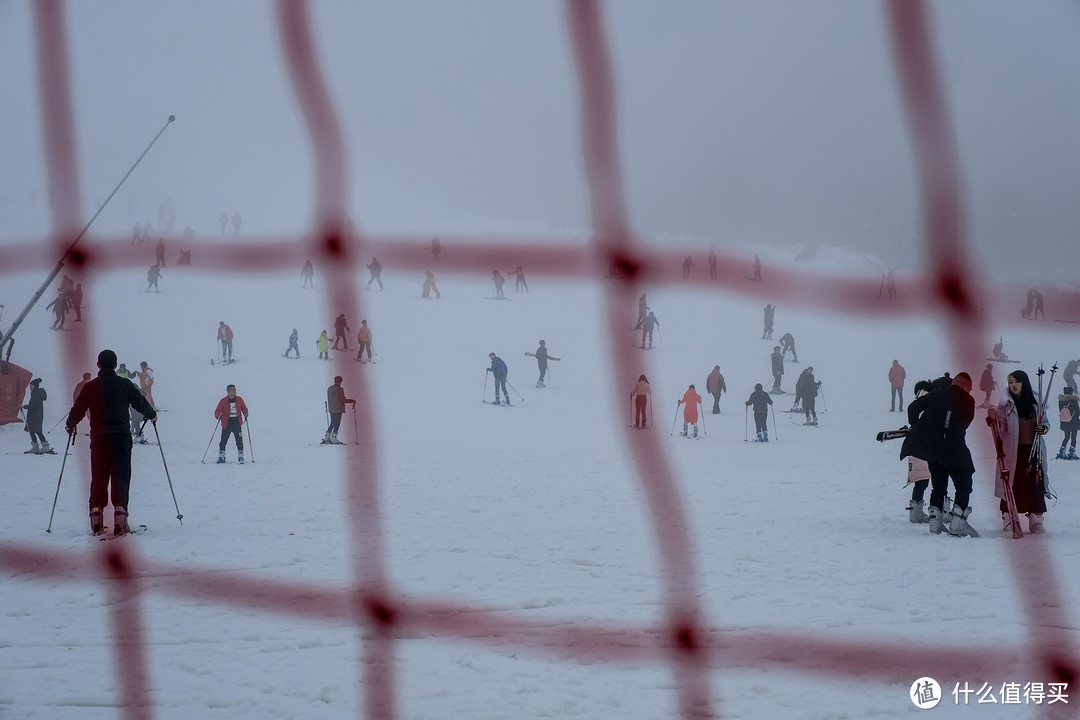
[88,432,134,511]
[754,411,768,434]
[711,391,721,413]
[928,461,972,512]
[219,418,244,453]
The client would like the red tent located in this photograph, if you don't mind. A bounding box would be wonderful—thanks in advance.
[0,362,33,426]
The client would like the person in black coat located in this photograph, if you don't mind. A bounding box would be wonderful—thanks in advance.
[900,372,977,536]
[66,349,157,535]
[745,383,773,442]
[795,367,820,425]
[770,346,784,393]
[24,378,49,454]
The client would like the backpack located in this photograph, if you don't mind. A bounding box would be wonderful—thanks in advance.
[1062,405,1074,423]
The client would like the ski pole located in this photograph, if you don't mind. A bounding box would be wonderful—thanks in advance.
[506,380,525,402]
[744,405,748,442]
[352,406,359,445]
[200,420,218,463]
[698,402,707,435]
[46,432,75,533]
[771,408,780,441]
[244,417,255,463]
[483,370,489,401]
[151,420,183,525]
[629,395,634,426]
[656,326,664,350]
[819,387,827,412]
[324,400,330,428]
[649,399,653,427]
[47,415,65,434]
[669,403,680,436]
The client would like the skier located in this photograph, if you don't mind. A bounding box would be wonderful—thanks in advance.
[301,259,315,288]
[422,270,440,299]
[23,378,49,454]
[795,366,821,425]
[65,349,157,535]
[677,384,702,437]
[1033,290,1046,320]
[634,294,648,329]
[492,270,506,299]
[708,248,717,279]
[73,372,92,403]
[217,321,234,363]
[365,257,383,290]
[332,314,350,350]
[762,304,774,340]
[136,361,155,407]
[356,320,373,362]
[1063,359,1079,399]
[1058,386,1080,460]
[213,384,249,463]
[146,264,162,292]
[779,332,797,363]
[640,311,659,350]
[45,291,67,330]
[71,283,83,321]
[324,376,354,444]
[986,370,1048,534]
[706,365,726,414]
[745,383,773,442]
[177,249,191,265]
[902,373,977,536]
[284,328,300,358]
[992,336,1008,362]
[526,340,560,388]
[770,346,784,394]
[681,255,694,278]
[430,236,442,261]
[509,266,528,292]
[903,380,934,523]
[316,330,331,360]
[117,362,136,381]
[155,238,166,267]
[978,363,996,408]
[752,254,762,280]
[1023,289,1035,319]
[630,374,651,428]
[487,353,509,405]
[889,359,906,412]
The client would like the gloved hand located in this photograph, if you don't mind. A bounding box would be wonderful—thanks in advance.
[1036,424,1049,436]
[65,425,77,435]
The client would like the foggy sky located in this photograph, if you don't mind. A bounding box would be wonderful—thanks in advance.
[1,1,1078,282]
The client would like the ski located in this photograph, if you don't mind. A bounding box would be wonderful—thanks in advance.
[987,358,1021,364]
[24,449,58,455]
[876,427,909,442]
[482,401,512,407]
[988,418,1023,539]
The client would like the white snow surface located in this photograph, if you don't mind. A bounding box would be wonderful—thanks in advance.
[2,253,1078,719]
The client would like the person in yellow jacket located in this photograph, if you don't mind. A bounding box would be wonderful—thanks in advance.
[316,330,331,360]
[356,320,374,363]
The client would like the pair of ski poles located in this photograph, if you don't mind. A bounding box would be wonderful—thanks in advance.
[47,418,183,533]
[200,417,258,460]
[482,370,525,403]
[669,402,707,436]
[743,405,780,442]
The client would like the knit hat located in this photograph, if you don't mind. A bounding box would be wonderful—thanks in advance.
[30,378,42,387]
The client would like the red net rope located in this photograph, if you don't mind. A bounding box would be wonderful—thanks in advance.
[2,1,1078,719]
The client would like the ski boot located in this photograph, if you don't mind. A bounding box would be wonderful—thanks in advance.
[1058,446,1068,460]
[331,431,345,445]
[907,500,928,524]
[29,439,40,454]
[40,440,52,453]
[928,507,944,535]
[494,397,501,405]
[113,507,130,536]
[810,414,818,426]
[692,424,698,438]
[1069,447,1078,460]
[217,451,226,464]
[1028,513,1045,534]
[762,431,769,442]
[680,425,688,437]
[536,381,545,388]
[89,507,105,535]
[1002,513,1015,533]
[755,432,763,442]
[321,431,332,445]
[947,505,978,537]
[238,452,245,465]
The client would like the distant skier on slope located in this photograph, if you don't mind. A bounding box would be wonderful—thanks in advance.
[640,311,659,350]
[324,376,354,444]
[770,346,784,394]
[745,383,773,442]
[677,384,702,437]
[366,257,383,290]
[356,320,374,363]
[794,366,820,426]
[487,353,509,405]
[284,329,300,358]
[525,340,560,388]
[23,378,49,454]
[762,304,774,340]
[492,270,506,299]
[217,321,234,364]
[630,374,651,428]
[779,332,797,363]
[333,314,350,351]
[706,365,726,414]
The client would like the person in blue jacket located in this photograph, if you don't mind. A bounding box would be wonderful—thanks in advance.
[487,353,509,405]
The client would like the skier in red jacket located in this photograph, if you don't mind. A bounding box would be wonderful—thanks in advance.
[213,384,249,463]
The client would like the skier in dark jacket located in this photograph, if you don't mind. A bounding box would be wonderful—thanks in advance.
[978,363,996,407]
[487,353,509,405]
[762,304,775,340]
[900,372,977,536]
[795,367,820,425]
[23,378,49,454]
[324,376,354,444]
[284,329,300,358]
[526,340,560,388]
[1056,386,1080,460]
[333,314,350,350]
[1063,359,1080,401]
[366,257,384,290]
[745,383,773,442]
[66,349,157,535]
[770,346,784,393]
[779,332,797,363]
[640,312,659,350]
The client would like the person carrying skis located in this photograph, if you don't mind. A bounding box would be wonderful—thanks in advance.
[902,380,934,524]
[630,374,651,428]
[316,330,331,360]
[146,264,162,292]
[136,361,155,407]
[706,365,726,414]
[23,378,49,454]
[745,383,773,442]
[978,363,996,408]
[795,366,821,425]
[366,257,383,290]
[1058,386,1080,460]
[779,332,797,363]
[487,353,510,405]
[333,313,350,350]
[217,321,234,363]
[356,320,374,362]
[770,346,784,393]
[66,349,157,535]
[634,294,648,330]
[301,259,315,288]
[214,384,249,463]
[888,359,906,412]
[986,370,1048,534]
[284,328,300,358]
[525,340,560,388]
[324,376,354,444]
[422,270,440,298]
[640,311,659,350]
[492,270,506,299]
[902,372,978,536]
[677,385,703,437]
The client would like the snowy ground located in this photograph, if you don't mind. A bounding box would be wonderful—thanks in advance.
[2,248,1078,719]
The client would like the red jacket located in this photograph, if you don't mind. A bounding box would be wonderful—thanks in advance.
[706,368,726,395]
[679,388,702,422]
[217,324,234,342]
[888,361,906,388]
[214,395,248,428]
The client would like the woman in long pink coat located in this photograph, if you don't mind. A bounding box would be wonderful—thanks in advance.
[678,385,702,437]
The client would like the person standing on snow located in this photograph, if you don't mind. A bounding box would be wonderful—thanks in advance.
[284,328,300,358]
[903,380,934,524]
[770,346,784,394]
[316,330,331,360]
[526,340,560,388]
[325,376,354,444]
[73,372,92,403]
[1058,386,1080,460]
[356,320,374,362]
[301,259,315,288]
[487,353,509,405]
[630,374,651,428]
[509,266,528,292]
[640,311,659,350]
[136,361,156,408]
[214,384,249,463]
[146,264,162,293]
[366,257,383,290]
[634,294,648,330]
[332,314,350,351]
[65,349,157,535]
[889,359,906,412]
[745,383,773,442]
[706,365,726,414]
[677,384,703,437]
[422,270,440,299]
[779,332,797,363]
[986,370,1048,535]
[902,372,977,536]
[795,366,821,426]
[1062,359,1079,401]
[978,363,997,408]
[23,378,49,454]
[217,321,234,363]
[762,304,775,340]
[492,270,506,299]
